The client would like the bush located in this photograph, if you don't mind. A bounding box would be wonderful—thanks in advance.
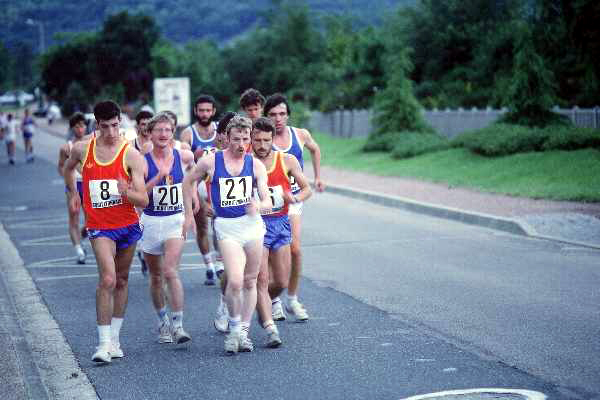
[542,126,600,151]
[363,131,400,152]
[391,132,450,159]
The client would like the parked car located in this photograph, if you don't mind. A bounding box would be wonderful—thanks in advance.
[0,90,35,106]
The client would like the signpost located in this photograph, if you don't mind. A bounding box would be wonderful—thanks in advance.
[153,77,191,127]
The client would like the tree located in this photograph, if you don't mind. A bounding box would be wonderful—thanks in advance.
[0,41,12,91]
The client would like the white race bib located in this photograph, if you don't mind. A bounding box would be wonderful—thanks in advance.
[89,179,122,208]
[289,174,300,192]
[152,183,183,212]
[218,176,252,207]
[262,185,284,215]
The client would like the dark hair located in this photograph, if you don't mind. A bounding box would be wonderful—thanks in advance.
[252,117,275,136]
[239,88,265,109]
[217,111,237,134]
[194,94,216,110]
[69,112,86,128]
[135,110,154,125]
[264,93,291,116]
[93,101,121,122]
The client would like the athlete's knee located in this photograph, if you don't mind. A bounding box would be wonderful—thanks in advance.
[163,266,179,281]
[115,274,129,290]
[272,273,288,292]
[257,271,269,291]
[290,241,302,257]
[98,274,116,290]
[149,272,162,288]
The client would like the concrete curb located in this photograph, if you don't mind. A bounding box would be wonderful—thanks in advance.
[0,223,98,400]
[324,183,600,250]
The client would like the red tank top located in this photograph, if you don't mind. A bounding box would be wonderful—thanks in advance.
[262,151,291,218]
[82,136,139,229]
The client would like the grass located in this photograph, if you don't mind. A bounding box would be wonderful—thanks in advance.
[310,132,600,202]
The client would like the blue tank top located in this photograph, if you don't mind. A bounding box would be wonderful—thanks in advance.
[211,151,254,218]
[190,122,217,154]
[23,116,35,134]
[273,126,303,194]
[143,149,185,216]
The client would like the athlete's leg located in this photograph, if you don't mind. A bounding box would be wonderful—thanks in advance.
[269,244,291,299]
[219,239,246,319]
[66,193,85,263]
[162,238,185,311]
[112,243,136,318]
[145,253,165,312]
[256,246,271,325]
[195,201,215,284]
[287,214,302,296]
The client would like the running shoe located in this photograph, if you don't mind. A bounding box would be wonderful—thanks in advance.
[110,342,124,358]
[92,344,112,363]
[239,331,254,352]
[272,300,286,321]
[158,322,173,344]
[224,331,240,355]
[286,300,309,321]
[266,329,282,348]
[172,326,191,344]
[138,250,148,277]
[76,252,86,265]
[213,303,229,333]
[204,269,216,286]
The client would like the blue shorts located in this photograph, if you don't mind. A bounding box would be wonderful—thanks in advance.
[23,131,33,139]
[87,223,143,250]
[262,215,291,251]
[65,181,83,202]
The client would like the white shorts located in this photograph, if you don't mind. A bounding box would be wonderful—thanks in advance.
[214,214,265,246]
[139,213,184,255]
[197,181,208,199]
[288,201,303,216]
[4,132,15,143]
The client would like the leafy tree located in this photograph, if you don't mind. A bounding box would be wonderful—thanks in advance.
[0,41,13,91]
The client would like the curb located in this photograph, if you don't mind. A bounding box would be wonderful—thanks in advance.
[324,183,600,250]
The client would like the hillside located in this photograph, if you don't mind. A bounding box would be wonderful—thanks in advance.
[0,0,414,51]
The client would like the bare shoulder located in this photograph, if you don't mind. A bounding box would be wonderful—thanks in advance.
[283,152,301,169]
[180,148,195,165]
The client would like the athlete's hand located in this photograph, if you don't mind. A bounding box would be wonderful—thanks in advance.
[182,215,194,239]
[282,190,295,204]
[192,193,201,214]
[117,179,130,197]
[68,192,81,213]
[158,162,171,180]
[205,204,215,218]
[314,178,325,193]
[245,198,259,216]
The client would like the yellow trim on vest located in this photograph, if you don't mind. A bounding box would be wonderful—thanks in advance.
[93,138,128,166]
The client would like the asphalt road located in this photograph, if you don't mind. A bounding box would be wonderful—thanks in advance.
[0,126,598,400]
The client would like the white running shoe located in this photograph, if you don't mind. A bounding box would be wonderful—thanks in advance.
[158,322,173,344]
[110,342,124,358]
[239,331,254,352]
[266,329,282,348]
[172,326,191,344]
[76,248,86,264]
[213,303,229,333]
[286,300,309,321]
[224,330,240,355]
[92,344,112,363]
[272,300,286,321]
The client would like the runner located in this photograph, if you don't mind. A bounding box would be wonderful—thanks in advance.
[180,95,219,285]
[21,108,36,162]
[162,110,191,151]
[63,100,148,363]
[182,115,271,354]
[139,112,195,344]
[251,117,312,347]
[239,88,265,122]
[264,93,325,321]
[4,113,18,165]
[57,112,88,264]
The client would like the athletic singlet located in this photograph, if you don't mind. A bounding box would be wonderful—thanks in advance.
[273,126,303,194]
[261,151,291,218]
[143,149,185,216]
[190,122,217,154]
[22,116,35,134]
[82,137,139,229]
[210,151,254,218]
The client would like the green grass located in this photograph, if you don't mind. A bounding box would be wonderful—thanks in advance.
[310,132,600,202]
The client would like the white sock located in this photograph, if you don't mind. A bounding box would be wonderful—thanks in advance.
[75,244,84,256]
[229,316,241,334]
[111,317,123,344]
[98,325,111,345]
[157,307,169,326]
[203,252,215,272]
[286,294,298,303]
[172,311,183,329]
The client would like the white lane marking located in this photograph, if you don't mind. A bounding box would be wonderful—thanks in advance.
[415,358,436,362]
[356,336,375,339]
[7,216,68,229]
[381,343,393,346]
[442,367,457,372]
[400,388,547,400]
[0,205,28,212]
[21,234,72,246]
[33,265,205,280]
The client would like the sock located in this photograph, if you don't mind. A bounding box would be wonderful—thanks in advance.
[229,316,241,334]
[172,311,183,329]
[97,325,111,345]
[75,244,84,257]
[157,307,169,326]
[111,317,123,344]
[203,251,215,272]
[263,320,276,332]
[287,294,298,304]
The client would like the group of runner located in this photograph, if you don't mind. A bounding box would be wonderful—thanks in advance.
[0,108,36,165]
[60,88,324,361]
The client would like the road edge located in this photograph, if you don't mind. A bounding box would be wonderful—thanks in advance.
[0,223,98,400]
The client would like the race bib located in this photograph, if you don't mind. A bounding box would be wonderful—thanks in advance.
[152,183,183,212]
[289,174,300,193]
[218,176,252,207]
[262,185,284,215]
[89,179,122,208]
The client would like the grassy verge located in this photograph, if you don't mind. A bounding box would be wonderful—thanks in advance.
[310,132,600,202]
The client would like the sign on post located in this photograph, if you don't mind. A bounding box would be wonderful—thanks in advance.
[153,77,191,127]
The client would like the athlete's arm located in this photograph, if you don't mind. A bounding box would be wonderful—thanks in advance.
[180,149,202,214]
[182,153,212,235]
[284,153,312,203]
[122,147,149,208]
[57,145,69,177]
[250,158,272,215]
[63,140,86,212]
[300,128,325,192]
[179,127,193,147]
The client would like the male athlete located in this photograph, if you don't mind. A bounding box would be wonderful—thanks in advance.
[182,115,271,354]
[239,88,265,122]
[252,117,311,347]
[264,93,325,321]
[63,100,148,363]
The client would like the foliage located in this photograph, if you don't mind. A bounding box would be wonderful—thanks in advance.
[391,132,450,159]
